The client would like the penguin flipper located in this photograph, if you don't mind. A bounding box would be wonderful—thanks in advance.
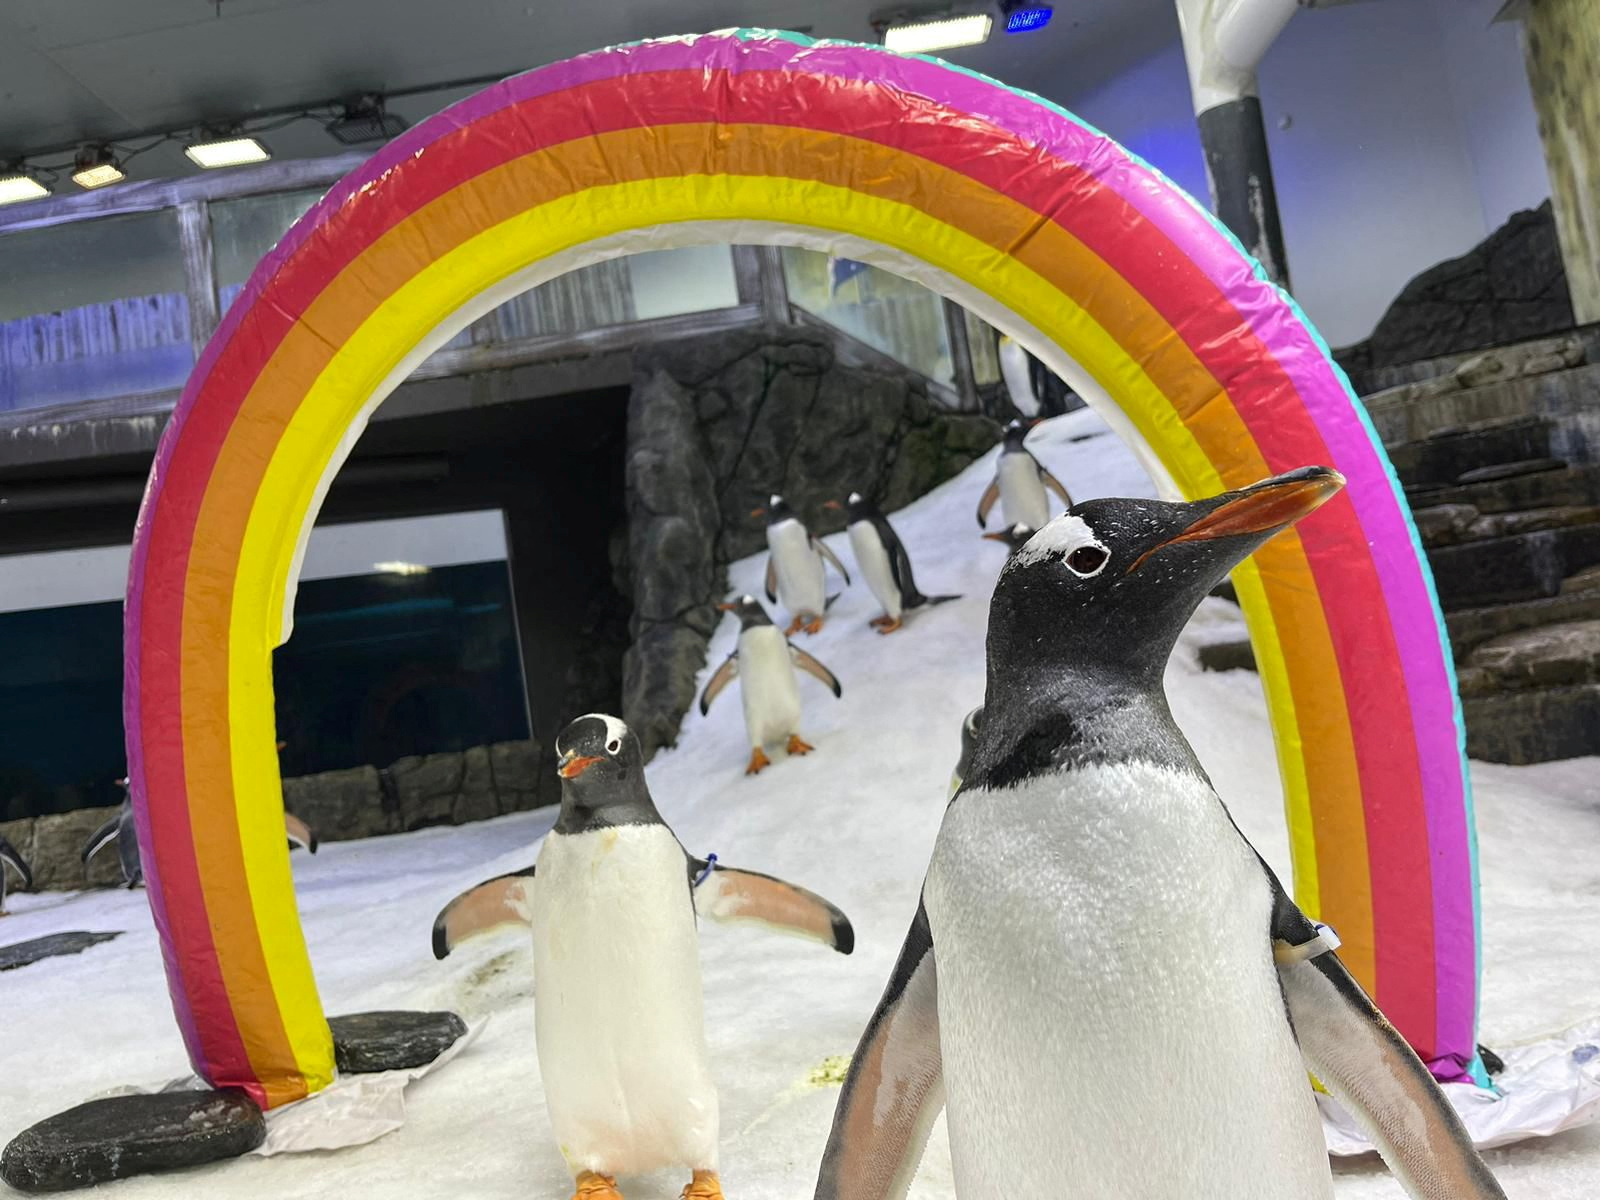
[690,859,853,953]
[0,834,32,891]
[765,555,779,604]
[975,478,1000,528]
[1271,895,1506,1198]
[789,645,842,698]
[284,812,319,854]
[81,816,122,867]
[815,902,943,1200]
[813,537,853,586]
[1039,467,1074,508]
[431,867,536,960]
[698,652,740,716]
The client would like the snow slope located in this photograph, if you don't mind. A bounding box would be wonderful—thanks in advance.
[2,409,1598,1198]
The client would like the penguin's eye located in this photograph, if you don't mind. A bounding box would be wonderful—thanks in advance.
[1066,545,1109,576]
[606,738,622,754]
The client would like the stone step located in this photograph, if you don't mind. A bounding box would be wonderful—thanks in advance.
[1387,415,1554,488]
[1403,462,1600,515]
[1426,523,1600,610]
[1459,618,1600,691]
[1368,359,1600,462]
[1462,683,1600,765]
[1345,325,1600,397]
[1447,589,1600,658]
[1413,503,1600,550]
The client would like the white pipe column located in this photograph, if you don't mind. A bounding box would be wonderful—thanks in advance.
[1175,0,1300,287]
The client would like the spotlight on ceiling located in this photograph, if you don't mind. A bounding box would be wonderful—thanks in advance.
[881,12,994,54]
[71,145,126,189]
[326,94,408,146]
[0,167,50,206]
[184,133,271,169]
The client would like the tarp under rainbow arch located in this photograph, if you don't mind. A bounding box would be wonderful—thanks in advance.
[124,28,1481,1108]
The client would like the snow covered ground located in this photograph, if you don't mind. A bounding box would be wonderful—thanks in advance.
[2,408,1597,1198]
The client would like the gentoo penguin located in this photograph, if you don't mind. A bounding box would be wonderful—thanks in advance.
[947,707,981,801]
[432,713,854,1200]
[83,772,317,888]
[0,833,32,913]
[823,493,958,633]
[979,523,1035,557]
[975,419,1072,533]
[699,596,842,775]
[815,467,1507,1200]
[759,495,851,635]
[996,335,1040,419]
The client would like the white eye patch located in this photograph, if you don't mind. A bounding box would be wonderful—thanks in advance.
[575,712,630,750]
[1009,514,1111,577]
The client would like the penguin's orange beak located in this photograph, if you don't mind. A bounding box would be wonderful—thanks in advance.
[749,507,767,519]
[821,499,843,511]
[981,531,1012,543]
[558,754,603,779]
[717,601,739,612]
[1130,467,1345,573]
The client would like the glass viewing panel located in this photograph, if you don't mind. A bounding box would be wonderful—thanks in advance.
[0,211,191,413]
[780,247,955,384]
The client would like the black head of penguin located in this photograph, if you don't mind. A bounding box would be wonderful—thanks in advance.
[765,494,795,525]
[1001,419,1032,452]
[988,466,1344,696]
[841,492,876,523]
[718,594,774,632]
[552,714,661,833]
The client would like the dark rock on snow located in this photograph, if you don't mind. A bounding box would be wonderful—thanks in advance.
[329,1010,468,1074]
[0,931,121,972]
[0,1089,264,1193]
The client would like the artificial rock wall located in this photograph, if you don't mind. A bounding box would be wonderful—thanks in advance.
[1524,0,1600,325]
[621,328,999,759]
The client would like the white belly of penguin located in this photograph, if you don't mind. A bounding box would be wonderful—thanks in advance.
[737,626,801,747]
[768,519,826,617]
[923,761,1332,1199]
[531,826,718,1175]
[997,453,1050,531]
[848,521,902,619]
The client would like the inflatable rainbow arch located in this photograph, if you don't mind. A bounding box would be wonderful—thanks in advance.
[124,29,1481,1107]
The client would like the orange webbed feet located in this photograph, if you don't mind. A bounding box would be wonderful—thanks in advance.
[573,1172,623,1200]
[745,747,771,775]
[682,1171,725,1200]
[786,734,814,756]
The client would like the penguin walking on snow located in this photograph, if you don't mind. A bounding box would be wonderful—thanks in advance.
[996,335,1041,419]
[823,493,958,633]
[700,596,842,775]
[432,713,854,1200]
[0,833,32,914]
[758,495,850,635]
[975,419,1072,534]
[815,468,1507,1200]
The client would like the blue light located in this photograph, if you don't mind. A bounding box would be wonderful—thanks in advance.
[1005,5,1053,33]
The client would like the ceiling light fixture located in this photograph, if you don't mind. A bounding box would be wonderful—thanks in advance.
[1004,4,1053,33]
[882,12,993,53]
[184,133,271,169]
[326,93,409,146]
[374,561,431,576]
[70,145,126,189]
[0,166,50,206]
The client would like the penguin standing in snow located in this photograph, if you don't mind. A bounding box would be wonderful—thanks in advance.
[0,833,32,913]
[84,768,317,887]
[699,596,842,775]
[432,713,854,1200]
[823,493,958,634]
[815,467,1507,1200]
[975,419,1073,534]
[759,495,851,635]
